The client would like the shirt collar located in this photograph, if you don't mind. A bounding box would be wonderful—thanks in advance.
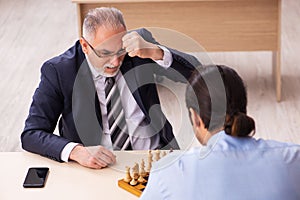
[194,130,225,159]
[206,130,225,147]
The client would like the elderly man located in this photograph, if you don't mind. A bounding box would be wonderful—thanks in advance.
[21,7,200,169]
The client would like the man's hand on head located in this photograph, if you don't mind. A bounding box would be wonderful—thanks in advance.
[69,145,116,169]
[122,31,164,60]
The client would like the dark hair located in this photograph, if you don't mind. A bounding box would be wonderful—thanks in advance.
[186,65,255,137]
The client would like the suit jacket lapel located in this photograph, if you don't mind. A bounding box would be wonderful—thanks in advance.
[72,59,103,146]
[120,56,148,119]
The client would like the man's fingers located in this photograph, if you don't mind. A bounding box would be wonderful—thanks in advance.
[123,40,155,58]
[89,162,103,169]
[122,36,132,49]
[124,44,134,53]
[128,50,139,57]
[99,147,116,164]
[122,32,143,50]
[123,37,137,51]
[89,156,107,168]
[122,31,138,42]
[84,146,116,168]
[121,33,131,42]
[97,154,114,166]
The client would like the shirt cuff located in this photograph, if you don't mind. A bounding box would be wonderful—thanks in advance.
[60,142,80,162]
[153,45,173,69]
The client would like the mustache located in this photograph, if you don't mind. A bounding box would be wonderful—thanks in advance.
[103,62,123,69]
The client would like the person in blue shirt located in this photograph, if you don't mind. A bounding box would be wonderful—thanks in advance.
[140,65,300,200]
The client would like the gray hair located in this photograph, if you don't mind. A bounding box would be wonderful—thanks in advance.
[82,7,126,41]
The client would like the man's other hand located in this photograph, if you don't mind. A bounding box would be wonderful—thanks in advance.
[122,31,163,60]
[69,145,116,169]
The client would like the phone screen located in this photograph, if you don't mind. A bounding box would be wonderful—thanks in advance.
[23,167,49,188]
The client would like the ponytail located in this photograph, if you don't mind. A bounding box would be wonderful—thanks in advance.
[225,112,255,137]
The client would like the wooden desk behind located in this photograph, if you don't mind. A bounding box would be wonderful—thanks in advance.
[0,152,149,200]
[71,0,282,101]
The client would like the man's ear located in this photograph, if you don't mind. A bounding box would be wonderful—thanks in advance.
[189,108,201,128]
[79,37,89,54]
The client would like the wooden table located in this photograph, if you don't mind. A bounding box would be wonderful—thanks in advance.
[71,0,282,101]
[0,151,151,200]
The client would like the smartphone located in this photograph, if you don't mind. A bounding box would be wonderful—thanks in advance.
[23,167,49,188]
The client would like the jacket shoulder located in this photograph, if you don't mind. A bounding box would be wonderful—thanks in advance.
[45,41,85,70]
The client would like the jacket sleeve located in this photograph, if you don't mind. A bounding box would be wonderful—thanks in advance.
[161,47,201,83]
[21,61,70,162]
[137,28,202,83]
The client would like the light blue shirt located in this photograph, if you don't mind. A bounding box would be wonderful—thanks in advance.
[140,131,300,200]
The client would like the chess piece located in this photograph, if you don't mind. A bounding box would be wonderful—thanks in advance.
[133,163,139,178]
[146,160,152,173]
[123,166,132,183]
[129,176,138,186]
[130,163,139,186]
[161,151,167,157]
[169,148,173,153]
[155,149,161,161]
[138,174,147,183]
[147,151,153,173]
[148,150,153,162]
[133,162,139,175]
[140,159,147,177]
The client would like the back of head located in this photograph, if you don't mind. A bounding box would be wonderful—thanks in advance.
[186,65,255,137]
[83,7,126,41]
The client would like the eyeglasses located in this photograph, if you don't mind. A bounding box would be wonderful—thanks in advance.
[82,36,126,59]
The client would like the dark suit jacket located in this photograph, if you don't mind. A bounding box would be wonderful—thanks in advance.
[21,28,200,162]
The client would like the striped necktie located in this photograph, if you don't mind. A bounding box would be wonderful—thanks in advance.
[105,77,131,150]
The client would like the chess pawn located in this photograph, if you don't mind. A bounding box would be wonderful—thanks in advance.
[131,172,139,185]
[130,165,139,186]
[129,176,138,186]
[123,166,132,183]
[146,160,152,173]
[133,163,139,180]
[148,150,153,163]
[147,150,153,173]
[155,149,161,161]
[140,159,147,177]
[138,175,147,183]
[133,162,139,175]
[133,171,139,180]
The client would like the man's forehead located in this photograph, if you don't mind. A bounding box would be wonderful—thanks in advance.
[93,27,126,49]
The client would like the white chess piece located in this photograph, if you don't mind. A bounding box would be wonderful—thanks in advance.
[148,150,153,162]
[129,177,138,186]
[155,149,161,161]
[130,164,139,186]
[147,151,153,173]
[133,162,139,174]
[123,166,132,183]
[140,159,147,177]
[138,174,147,183]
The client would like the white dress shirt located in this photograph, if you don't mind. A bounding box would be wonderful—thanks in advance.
[61,46,173,162]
